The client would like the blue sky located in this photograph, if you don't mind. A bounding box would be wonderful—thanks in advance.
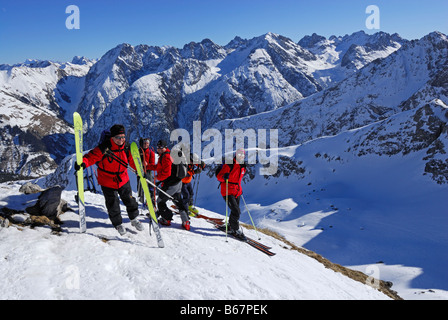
[0,0,447,64]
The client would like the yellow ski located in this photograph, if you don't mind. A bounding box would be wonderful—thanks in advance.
[73,112,86,233]
[130,142,164,247]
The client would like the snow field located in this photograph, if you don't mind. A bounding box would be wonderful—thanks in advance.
[0,185,390,300]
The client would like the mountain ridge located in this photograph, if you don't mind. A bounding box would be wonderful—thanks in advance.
[0,30,446,184]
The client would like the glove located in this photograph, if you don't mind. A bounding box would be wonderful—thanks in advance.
[194,167,202,174]
[223,173,230,181]
[74,161,86,171]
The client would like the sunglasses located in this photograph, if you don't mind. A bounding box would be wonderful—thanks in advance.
[113,135,126,140]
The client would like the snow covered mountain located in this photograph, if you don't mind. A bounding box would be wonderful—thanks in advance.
[214,31,448,184]
[75,33,323,148]
[0,31,420,180]
[193,103,447,300]
[77,31,406,146]
[0,58,94,181]
[1,30,447,300]
[298,30,407,85]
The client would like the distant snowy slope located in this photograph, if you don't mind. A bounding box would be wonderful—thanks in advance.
[0,59,93,180]
[76,33,323,148]
[193,101,448,300]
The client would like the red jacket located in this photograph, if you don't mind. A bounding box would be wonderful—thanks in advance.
[148,148,173,183]
[140,147,155,173]
[83,139,135,189]
[216,158,246,197]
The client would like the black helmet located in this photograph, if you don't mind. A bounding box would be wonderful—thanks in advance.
[157,140,168,149]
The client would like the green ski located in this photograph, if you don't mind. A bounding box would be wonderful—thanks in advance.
[73,112,86,233]
[130,142,164,248]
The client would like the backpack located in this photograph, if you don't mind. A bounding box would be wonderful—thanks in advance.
[160,149,188,181]
[171,149,188,180]
[98,129,111,153]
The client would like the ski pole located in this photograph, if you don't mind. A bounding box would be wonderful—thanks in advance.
[89,167,98,193]
[85,168,91,191]
[225,178,229,242]
[241,194,260,240]
[153,175,157,211]
[193,171,200,207]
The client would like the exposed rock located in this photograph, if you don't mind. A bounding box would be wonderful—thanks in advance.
[19,182,44,194]
[25,185,66,220]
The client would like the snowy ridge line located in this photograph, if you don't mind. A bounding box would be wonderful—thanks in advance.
[182,207,399,297]
[250,225,403,300]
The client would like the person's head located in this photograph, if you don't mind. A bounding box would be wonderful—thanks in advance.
[140,137,150,149]
[236,148,245,164]
[110,124,126,146]
[156,140,168,154]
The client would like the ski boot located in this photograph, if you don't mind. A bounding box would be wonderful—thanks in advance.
[116,224,127,236]
[183,220,191,231]
[131,218,144,231]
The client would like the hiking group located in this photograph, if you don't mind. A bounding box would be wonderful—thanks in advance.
[74,123,247,239]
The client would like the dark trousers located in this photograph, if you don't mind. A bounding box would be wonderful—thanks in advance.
[157,181,188,222]
[223,195,241,231]
[101,181,139,227]
[181,182,194,209]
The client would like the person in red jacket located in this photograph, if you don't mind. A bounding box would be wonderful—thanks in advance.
[216,148,246,239]
[148,140,190,230]
[74,124,143,236]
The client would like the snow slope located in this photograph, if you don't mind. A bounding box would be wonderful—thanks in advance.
[0,179,390,300]
[2,99,443,300]
[191,100,448,300]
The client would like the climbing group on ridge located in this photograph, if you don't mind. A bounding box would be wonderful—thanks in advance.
[74,123,247,239]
